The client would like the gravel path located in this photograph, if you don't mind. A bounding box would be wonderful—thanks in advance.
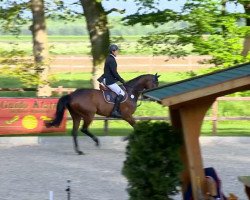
[0,136,249,200]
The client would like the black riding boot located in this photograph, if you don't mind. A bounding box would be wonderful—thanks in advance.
[110,94,123,118]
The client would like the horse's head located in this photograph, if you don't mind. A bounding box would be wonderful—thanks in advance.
[144,73,160,90]
[124,73,160,95]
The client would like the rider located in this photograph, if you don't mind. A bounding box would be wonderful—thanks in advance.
[98,44,125,118]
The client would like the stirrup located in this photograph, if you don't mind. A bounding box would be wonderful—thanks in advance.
[111,110,122,118]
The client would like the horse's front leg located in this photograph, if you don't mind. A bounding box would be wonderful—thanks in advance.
[123,115,136,141]
[125,116,136,127]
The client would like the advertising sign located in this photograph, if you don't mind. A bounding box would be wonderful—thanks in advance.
[0,98,66,135]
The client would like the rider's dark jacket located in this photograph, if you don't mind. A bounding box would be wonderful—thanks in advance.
[98,54,125,85]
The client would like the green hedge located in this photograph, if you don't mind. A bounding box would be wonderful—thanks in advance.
[122,121,183,200]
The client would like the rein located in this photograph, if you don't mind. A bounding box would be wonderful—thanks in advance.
[136,99,142,107]
[123,83,133,89]
[124,83,144,94]
[124,84,144,107]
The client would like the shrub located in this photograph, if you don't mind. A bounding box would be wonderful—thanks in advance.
[122,121,183,200]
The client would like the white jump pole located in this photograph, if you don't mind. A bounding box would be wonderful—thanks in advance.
[49,191,54,200]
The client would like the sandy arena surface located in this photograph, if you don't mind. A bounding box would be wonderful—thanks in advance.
[0,136,249,200]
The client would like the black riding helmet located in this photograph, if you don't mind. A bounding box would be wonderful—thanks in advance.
[109,44,119,53]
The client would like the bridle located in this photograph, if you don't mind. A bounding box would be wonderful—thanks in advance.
[124,76,159,107]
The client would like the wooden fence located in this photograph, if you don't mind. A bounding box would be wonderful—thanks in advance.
[209,97,250,135]
[49,55,213,73]
[80,116,170,135]
[0,87,249,135]
[0,86,75,94]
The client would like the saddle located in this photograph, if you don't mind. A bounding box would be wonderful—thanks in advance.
[99,83,128,104]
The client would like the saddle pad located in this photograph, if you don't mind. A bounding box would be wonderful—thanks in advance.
[102,90,128,104]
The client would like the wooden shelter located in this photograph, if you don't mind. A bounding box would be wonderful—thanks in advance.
[143,63,250,199]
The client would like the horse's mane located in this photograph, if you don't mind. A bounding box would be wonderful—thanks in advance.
[124,74,151,86]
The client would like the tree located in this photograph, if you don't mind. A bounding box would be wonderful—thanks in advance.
[237,0,250,56]
[123,0,250,70]
[46,0,124,88]
[0,0,50,95]
[79,0,110,89]
[30,0,51,96]
[74,0,124,88]
[0,0,124,89]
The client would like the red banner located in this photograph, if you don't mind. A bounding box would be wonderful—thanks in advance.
[0,98,66,135]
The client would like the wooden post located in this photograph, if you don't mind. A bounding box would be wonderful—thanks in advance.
[104,119,108,135]
[180,100,215,200]
[170,99,215,200]
[169,108,190,196]
[57,86,63,95]
[212,100,218,135]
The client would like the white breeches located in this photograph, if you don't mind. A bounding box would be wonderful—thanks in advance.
[107,83,125,96]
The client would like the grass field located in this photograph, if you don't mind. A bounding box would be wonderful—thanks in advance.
[0,35,152,55]
[0,71,249,136]
[0,35,141,42]
[72,119,250,137]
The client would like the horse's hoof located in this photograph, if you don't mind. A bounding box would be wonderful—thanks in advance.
[44,120,52,128]
[77,151,84,155]
[95,138,100,147]
[123,136,129,141]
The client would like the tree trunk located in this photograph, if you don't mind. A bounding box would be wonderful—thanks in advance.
[79,0,110,89]
[241,2,250,57]
[221,0,228,37]
[30,0,51,96]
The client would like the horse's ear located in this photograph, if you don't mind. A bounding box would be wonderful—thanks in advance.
[155,73,161,78]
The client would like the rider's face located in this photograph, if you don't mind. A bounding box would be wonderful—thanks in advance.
[113,50,119,56]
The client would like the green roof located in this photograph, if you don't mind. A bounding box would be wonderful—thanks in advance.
[143,62,250,101]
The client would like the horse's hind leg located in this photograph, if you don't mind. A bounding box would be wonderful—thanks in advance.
[70,112,84,155]
[80,115,99,146]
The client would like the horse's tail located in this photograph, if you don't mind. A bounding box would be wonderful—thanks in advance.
[45,95,71,128]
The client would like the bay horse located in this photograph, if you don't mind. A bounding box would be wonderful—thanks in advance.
[45,73,160,155]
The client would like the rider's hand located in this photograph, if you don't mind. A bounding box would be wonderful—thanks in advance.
[121,83,126,90]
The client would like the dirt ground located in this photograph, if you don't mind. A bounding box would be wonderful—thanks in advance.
[49,55,212,73]
[0,136,249,200]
